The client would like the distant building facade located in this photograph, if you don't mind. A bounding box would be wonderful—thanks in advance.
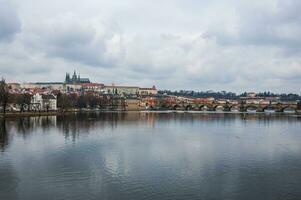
[104,85,157,96]
[125,98,141,110]
[139,86,157,95]
[7,83,21,90]
[21,82,64,90]
[104,85,140,96]
[81,83,104,92]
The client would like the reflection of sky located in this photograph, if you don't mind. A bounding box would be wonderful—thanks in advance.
[0,113,301,200]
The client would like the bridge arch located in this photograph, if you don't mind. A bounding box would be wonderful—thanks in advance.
[245,105,258,112]
[197,105,204,110]
[185,105,192,111]
[198,105,209,111]
[229,105,240,112]
[172,105,179,110]
[214,105,224,111]
[281,106,296,113]
[262,106,276,112]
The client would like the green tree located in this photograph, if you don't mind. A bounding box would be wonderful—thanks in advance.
[77,95,86,109]
[0,78,9,115]
[57,93,72,111]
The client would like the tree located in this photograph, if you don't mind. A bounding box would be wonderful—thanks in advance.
[77,95,86,109]
[16,93,32,112]
[57,93,72,111]
[0,78,9,115]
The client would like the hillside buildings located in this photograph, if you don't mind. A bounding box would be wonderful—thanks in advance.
[14,70,157,96]
[5,70,158,112]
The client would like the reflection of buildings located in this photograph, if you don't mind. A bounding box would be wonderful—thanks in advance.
[0,120,8,151]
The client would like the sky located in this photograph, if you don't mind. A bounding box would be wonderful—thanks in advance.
[0,0,301,93]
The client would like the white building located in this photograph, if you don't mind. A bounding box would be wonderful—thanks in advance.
[21,82,64,90]
[31,93,57,111]
[103,85,140,95]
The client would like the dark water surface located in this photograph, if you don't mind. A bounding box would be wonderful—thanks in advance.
[1,112,301,200]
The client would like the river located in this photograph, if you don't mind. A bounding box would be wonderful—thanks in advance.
[0,112,301,200]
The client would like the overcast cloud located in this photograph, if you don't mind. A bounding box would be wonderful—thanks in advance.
[0,0,301,93]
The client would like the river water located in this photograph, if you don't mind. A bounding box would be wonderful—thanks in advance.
[0,112,301,200]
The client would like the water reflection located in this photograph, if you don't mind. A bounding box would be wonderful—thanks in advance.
[0,112,301,200]
[0,112,300,150]
[0,120,8,151]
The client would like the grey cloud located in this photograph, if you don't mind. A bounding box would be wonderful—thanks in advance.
[0,0,21,42]
[0,0,301,93]
[206,0,301,52]
[26,14,125,67]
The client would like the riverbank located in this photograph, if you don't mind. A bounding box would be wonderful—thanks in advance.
[0,111,61,118]
[0,109,144,118]
[1,109,301,118]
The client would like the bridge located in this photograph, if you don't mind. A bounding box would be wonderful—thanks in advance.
[163,101,298,112]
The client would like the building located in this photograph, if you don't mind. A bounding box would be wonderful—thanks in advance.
[125,97,141,110]
[139,86,157,95]
[31,93,57,111]
[65,70,90,84]
[192,97,215,103]
[65,84,82,92]
[141,97,157,109]
[247,92,257,98]
[21,82,64,90]
[104,85,140,96]
[81,83,104,92]
[7,83,21,90]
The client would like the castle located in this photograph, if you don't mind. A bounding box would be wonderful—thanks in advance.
[65,70,90,84]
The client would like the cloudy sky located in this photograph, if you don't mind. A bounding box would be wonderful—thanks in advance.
[0,0,301,93]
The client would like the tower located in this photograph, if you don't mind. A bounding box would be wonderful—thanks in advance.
[72,70,77,83]
[65,73,70,83]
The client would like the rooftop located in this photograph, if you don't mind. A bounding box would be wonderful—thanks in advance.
[81,83,104,87]
[105,85,139,89]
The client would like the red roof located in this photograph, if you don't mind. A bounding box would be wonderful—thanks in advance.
[81,83,104,87]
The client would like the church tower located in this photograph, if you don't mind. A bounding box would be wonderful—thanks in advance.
[65,73,70,83]
[72,70,77,83]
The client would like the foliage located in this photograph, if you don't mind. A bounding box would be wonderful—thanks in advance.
[57,92,111,110]
[0,78,9,114]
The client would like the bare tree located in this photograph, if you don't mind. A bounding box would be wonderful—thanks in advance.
[0,78,9,115]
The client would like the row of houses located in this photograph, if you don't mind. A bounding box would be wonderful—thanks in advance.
[7,92,57,112]
[9,82,157,96]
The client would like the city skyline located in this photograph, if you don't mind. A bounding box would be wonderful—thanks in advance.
[1,0,301,93]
